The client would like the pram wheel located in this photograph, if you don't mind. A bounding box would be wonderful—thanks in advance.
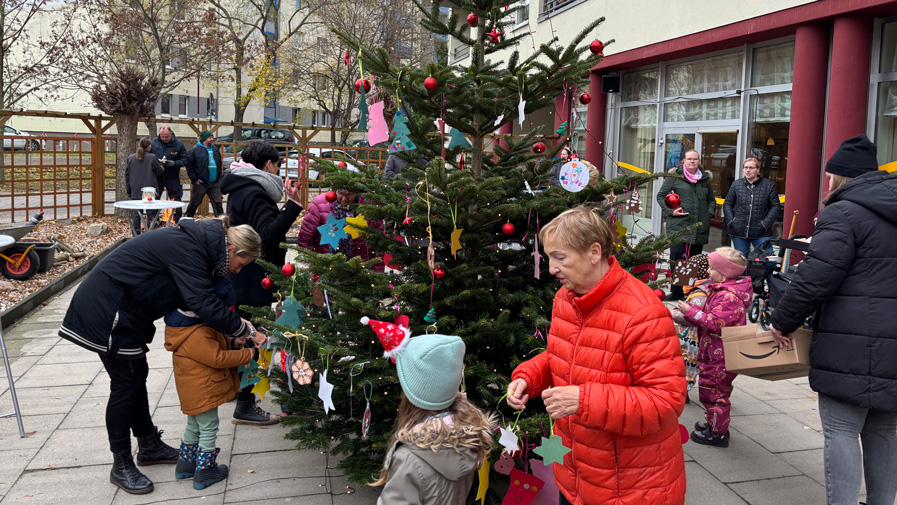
[748,298,761,323]
[759,306,771,331]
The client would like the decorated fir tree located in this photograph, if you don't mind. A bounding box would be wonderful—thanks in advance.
[241,0,693,501]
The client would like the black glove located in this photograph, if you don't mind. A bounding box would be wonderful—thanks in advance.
[161,159,176,168]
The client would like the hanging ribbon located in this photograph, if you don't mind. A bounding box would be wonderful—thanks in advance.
[348,361,369,419]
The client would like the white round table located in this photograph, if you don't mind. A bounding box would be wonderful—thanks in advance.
[114,200,187,235]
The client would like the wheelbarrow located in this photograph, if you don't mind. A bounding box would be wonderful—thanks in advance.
[0,222,42,281]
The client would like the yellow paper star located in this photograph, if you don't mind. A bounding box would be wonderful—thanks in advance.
[451,227,464,258]
[344,215,368,239]
[475,458,489,504]
[615,220,627,244]
[251,374,270,401]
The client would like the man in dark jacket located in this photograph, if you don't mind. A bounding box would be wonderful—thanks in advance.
[58,218,259,494]
[722,157,781,255]
[383,154,406,179]
[185,130,224,218]
[769,135,897,505]
[150,126,188,221]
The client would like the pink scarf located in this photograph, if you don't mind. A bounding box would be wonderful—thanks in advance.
[683,167,702,184]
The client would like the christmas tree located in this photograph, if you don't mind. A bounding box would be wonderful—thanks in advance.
[243,0,693,500]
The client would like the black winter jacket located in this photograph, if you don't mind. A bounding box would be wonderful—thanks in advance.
[769,170,897,412]
[150,135,188,181]
[220,172,302,306]
[383,155,405,179]
[186,144,223,184]
[58,219,247,359]
[723,176,781,239]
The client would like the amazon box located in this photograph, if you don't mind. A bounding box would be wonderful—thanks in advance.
[721,324,812,381]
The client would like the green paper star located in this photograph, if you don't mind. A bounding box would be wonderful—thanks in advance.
[448,127,471,149]
[533,434,570,466]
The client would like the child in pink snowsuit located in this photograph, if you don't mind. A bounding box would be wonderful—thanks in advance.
[677,247,752,447]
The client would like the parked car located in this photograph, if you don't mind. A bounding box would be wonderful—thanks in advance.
[217,127,298,154]
[2,125,42,151]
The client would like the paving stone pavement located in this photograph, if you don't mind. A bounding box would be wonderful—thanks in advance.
[0,283,850,504]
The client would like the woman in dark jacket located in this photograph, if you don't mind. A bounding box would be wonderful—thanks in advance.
[656,150,717,301]
[769,135,897,505]
[722,157,780,255]
[220,140,302,424]
[124,137,164,236]
[547,147,570,187]
[58,218,262,495]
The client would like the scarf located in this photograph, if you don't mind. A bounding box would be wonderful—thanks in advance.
[330,200,355,256]
[230,163,284,202]
[683,166,702,184]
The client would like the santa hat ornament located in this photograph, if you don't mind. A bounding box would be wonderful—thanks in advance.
[361,316,411,362]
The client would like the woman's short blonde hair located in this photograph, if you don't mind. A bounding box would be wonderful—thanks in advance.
[743,157,760,169]
[828,173,850,193]
[714,246,746,267]
[539,206,614,257]
[216,216,261,258]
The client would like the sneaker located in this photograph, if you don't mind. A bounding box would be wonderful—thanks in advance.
[694,421,709,432]
[690,425,729,447]
[232,400,280,426]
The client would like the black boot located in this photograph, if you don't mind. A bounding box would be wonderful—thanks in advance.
[194,448,228,490]
[232,400,279,426]
[136,426,179,465]
[690,425,730,447]
[110,450,154,494]
[694,421,709,432]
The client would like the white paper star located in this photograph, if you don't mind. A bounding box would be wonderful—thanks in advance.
[493,114,504,127]
[433,118,444,132]
[517,98,526,126]
[318,369,336,414]
[498,424,520,452]
[524,180,535,196]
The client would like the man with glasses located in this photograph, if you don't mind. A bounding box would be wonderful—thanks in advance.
[722,157,781,256]
[151,126,188,222]
[184,130,224,218]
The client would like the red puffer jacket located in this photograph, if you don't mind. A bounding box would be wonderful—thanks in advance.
[513,257,687,505]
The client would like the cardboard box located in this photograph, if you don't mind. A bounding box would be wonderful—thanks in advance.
[721,324,812,381]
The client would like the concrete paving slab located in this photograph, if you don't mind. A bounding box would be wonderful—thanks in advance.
[26,426,110,470]
[778,449,826,487]
[765,398,822,432]
[112,480,226,505]
[733,413,824,453]
[224,450,330,502]
[14,327,64,340]
[0,449,38,498]
[683,426,802,483]
[0,414,65,450]
[238,497,332,505]
[0,384,88,416]
[15,339,58,357]
[733,376,813,401]
[16,362,102,388]
[147,349,174,369]
[57,395,108,429]
[729,475,826,505]
[36,344,101,365]
[683,461,748,505]
[1,464,115,505]
[232,423,293,454]
[728,387,781,416]
[0,356,39,379]
[332,482,380,504]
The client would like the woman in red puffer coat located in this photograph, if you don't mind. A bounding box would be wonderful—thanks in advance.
[508,206,687,505]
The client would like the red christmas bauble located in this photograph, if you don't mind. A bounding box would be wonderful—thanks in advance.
[467,13,479,27]
[501,222,515,236]
[424,77,438,90]
[261,278,274,290]
[532,142,545,154]
[337,161,347,168]
[281,264,295,277]
[325,191,337,202]
[664,192,682,210]
[354,78,371,93]
[653,288,666,301]
[433,268,446,279]
[590,39,605,55]
[579,93,592,105]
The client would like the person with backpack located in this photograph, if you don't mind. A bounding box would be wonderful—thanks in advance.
[723,157,781,256]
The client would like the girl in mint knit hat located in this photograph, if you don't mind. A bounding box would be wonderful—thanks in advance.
[367,331,496,505]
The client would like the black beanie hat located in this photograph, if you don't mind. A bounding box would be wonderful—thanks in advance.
[825,134,878,178]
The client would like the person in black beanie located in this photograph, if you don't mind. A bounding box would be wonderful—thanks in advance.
[769,134,897,505]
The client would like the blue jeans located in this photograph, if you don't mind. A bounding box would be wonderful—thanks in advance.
[818,393,897,505]
[731,236,771,256]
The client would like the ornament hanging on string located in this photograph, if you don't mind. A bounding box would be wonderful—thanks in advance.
[590,39,605,55]
[424,308,437,324]
[579,93,592,105]
[354,78,371,93]
[501,468,544,505]
[532,142,545,154]
[424,76,438,91]
[502,222,515,236]
[362,382,373,440]
[486,23,503,44]
[493,450,514,475]
[664,192,682,210]
[261,277,274,290]
[289,334,313,386]
[467,12,478,27]
[433,267,446,279]
[325,190,337,202]
[281,263,295,277]
[626,188,643,214]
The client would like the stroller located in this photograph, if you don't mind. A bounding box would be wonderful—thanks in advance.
[746,236,810,330]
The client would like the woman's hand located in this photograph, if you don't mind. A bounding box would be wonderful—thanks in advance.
[542,386,580,419]
[284,176,302,204]
[252,330,268,348]
[676,300,690,312]
[769,325,792,350]
[506,379,529,410]
[672,207,690,216]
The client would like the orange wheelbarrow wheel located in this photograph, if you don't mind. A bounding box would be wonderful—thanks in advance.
[0,246,40,280]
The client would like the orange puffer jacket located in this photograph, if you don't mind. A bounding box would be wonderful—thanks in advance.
[513,257,687,505]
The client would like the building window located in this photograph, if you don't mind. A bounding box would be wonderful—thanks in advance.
[316,37,327,56]
[295,0,301,9]
[178,95,188,117]
[748,91,791,195]
[515,0,529,25]
[751,42,795,87]
[453,43,469,61]
[874,21,897,166]
[665,52,743,97]
[160,95,171,116]
[618,104,658,229]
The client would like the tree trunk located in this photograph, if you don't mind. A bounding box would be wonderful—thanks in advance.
[145,120,158,138]
[114,113,138,219]
[471,25,486,179]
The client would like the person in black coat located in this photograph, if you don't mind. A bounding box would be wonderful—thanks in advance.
[722,157,781,255]
[185,130,224,218]
[220,140,302,424]
[150,126,188,221]
[58,218,262,495]
[769,135,897,505]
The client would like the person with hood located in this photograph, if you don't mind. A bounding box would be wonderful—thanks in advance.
[150,126,188,222]
[769,135,897,505]
[125,137,164,236]
[507,206,687,505]
[57,217,262,495]
[220,140,302,425]
[656,150,717,301]
[723,156,781,255]
[184,130,224,218]
[371,332,496,505]
[677,247,752,447]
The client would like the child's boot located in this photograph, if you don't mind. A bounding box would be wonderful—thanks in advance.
[690,424,730,447]
[194,448,228,490]
[175,442,198,479]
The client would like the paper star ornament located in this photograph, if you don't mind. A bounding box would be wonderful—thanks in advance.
[251,373,270,400]
[517,97,526,126]
[318,369,336,414]
[533,434,570,466]
[498,424,520,452]
[450,227,464,258]
[448,128,471,149]
[344,214,368,239]
[318,214,349,250]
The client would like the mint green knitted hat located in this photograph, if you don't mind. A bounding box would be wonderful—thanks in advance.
[396,334,465,411]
